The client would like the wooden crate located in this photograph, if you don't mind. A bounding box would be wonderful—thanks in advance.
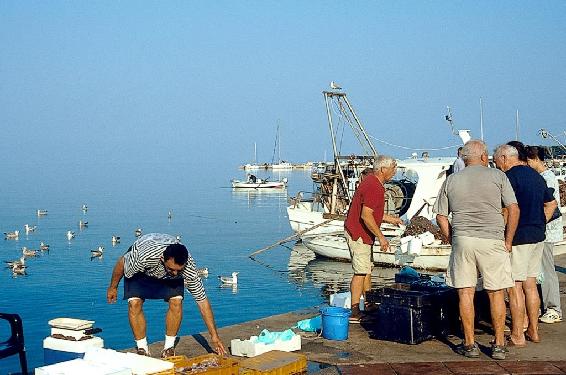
[158,354,239,375]
[239,351,307,375]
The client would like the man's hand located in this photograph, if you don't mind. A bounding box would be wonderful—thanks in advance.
[378,236,390,252]
[107,286,118,303]
[211,335,227,356]
[504,241,513,253]
[389,217,404,226]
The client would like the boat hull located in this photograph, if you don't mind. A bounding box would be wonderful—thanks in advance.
[231,181,286,189]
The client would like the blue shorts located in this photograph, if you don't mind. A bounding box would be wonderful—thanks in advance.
[123,273,184,301]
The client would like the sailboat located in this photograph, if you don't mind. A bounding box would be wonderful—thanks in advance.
[242,142,264,170]
[270,123,293,170]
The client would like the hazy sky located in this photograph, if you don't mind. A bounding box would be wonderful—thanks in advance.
[2,1,566,171]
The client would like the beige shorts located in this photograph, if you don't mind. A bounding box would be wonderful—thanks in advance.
[446,236,513,291]
[511,242,544,281]
[345,231,373,275]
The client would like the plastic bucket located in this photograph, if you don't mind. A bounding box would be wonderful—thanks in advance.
[320,306,351,340]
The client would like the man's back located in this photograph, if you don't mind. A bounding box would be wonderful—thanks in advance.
[435,165,516,240]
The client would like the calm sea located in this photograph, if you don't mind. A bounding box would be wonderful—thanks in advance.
[0,163,397,372]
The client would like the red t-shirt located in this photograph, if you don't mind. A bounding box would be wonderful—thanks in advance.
[344,174,385,245]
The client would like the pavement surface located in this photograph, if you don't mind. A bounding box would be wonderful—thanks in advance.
[143,253,566,374]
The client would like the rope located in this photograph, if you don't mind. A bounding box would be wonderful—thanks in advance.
[368,134,461,152]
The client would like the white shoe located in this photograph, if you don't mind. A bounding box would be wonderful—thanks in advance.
[539,309,562,324]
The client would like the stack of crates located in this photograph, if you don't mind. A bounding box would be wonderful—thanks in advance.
[159,353,238,375]
[239,351,307,375]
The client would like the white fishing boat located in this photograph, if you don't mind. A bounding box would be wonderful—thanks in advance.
[231,175,288,189]
[301,234,452,271]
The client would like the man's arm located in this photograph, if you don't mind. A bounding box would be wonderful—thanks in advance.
[196,299,227,355]
[504,203,519,252]
[544,199,558,223]
[107,256,125,303]
[361,206,390,251]
[382,213,403,226]
[436,214,451,244]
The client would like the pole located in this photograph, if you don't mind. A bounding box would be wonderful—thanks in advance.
[515,110,520,141]
[479,97,484,141]
[248,219,335,259]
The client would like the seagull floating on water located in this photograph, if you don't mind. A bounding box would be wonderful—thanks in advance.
[67,230,75,240]
[112,235,121,244]
[22,247,39,257]
[40,242,50,251]
[90,246,104,259]
[135,228,143,237]
[330,81,342,90]
[197,267,209,277]
[82,204,88,212]
[24,224,37,234]
[5,256,25,268]
[218,272,238,285]
[11,264,27,276]
[4,230,19,240]
[79,220,88,229]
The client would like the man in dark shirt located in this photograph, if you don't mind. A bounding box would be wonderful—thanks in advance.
[494,144,557,346]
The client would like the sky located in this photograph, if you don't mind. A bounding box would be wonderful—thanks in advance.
[1,1,566,172]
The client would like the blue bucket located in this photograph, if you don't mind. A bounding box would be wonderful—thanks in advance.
[320,306,351,340]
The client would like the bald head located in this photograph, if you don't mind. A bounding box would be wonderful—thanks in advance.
[461,140,488,166]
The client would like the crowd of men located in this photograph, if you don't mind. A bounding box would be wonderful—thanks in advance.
[345,140,563,360]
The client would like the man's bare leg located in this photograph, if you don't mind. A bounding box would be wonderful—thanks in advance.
[507,282,526,345]
[523,277,541,342]
[458,287,476,345]
[487,289,506,346]
[128,298,147,340]
[165,296,183,336]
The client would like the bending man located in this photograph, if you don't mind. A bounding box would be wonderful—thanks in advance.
[107,233,226,358]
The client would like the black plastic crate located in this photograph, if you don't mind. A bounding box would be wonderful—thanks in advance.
[363,288,435,344]
[409,281,460,336]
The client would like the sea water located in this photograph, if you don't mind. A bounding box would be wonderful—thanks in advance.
[0,162,396,372]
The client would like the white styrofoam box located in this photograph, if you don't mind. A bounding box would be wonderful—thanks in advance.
[408,237,423,255]
[418,231,435,246]
[84,348,174,375]
[400,236,414,253]
[231,333,301,357]
[44,336,104,353]
[35,358,131,375]
[51,327,91,340]
[329,292,364,310]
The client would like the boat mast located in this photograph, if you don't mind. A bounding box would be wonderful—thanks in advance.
[342,96,378,156]
[254,142,257,164]
[515,110,520,141]
[479,97,484,141]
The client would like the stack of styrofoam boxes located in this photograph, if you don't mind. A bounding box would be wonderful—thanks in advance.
[43,318,104,366]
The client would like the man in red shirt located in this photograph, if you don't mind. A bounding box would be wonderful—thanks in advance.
[345,155,403,323]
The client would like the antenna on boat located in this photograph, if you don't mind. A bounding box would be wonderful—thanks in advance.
[539,128,566,153]
[515,110,520,141]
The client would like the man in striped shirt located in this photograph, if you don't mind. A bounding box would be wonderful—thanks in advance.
[107,233,226,358]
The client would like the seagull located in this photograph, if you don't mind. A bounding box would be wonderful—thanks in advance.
[197,267,209,278]
[4,230,19,239]
[66,230,75,240]
[135,228,143,237]
[24,224,37,234]
[5,256,26,268]
[22,247,39,257]
[168,210,173,220]
[218,272,238,285]
[79,220,88,229]
[11,264,27,276]
[111,235,121,244]
[175,235,182,242]
[82,204,88,212]
[330,81,342,90]
[40,242,50,251]
[90,246,104,259]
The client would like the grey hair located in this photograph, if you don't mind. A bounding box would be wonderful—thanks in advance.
[494,144,519,159]
[461,140,488,161]
[373,155,396,170]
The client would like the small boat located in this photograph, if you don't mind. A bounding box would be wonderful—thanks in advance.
[37,209,48,216]
[4,230,19,240]
[302,234,451,271]
[218,272,238,285]
[231,175,287,189]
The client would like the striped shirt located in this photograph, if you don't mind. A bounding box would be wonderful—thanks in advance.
[123,233,206,302]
